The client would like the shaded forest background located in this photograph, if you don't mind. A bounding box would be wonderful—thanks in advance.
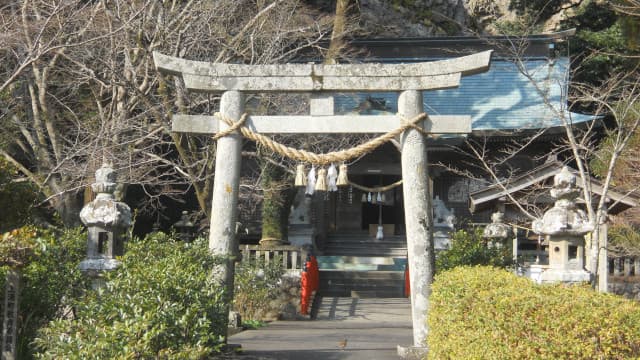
[0,0,638,241]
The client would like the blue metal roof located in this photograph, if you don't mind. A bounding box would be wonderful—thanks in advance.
[334,57,595,131]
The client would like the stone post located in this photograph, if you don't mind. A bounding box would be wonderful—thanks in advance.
[1,270,20,360]
[209,91,244,316]
[398,90,432,358]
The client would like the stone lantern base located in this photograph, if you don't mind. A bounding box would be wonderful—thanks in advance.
[540,267,590,284]
[526,264,590,284]
[79,258,122,290]
[79,258,121,273]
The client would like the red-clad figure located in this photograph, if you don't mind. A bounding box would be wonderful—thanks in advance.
[300,261,310,314]
[300,254,320,315]
[404,262,410,297]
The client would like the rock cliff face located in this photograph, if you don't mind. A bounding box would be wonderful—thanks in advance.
[356,0,580,36]
[357,0,470,37]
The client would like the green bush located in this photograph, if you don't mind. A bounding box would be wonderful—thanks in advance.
[428,266,640,359]
[436,228,512,272]
[33,234,227,359]
[0,227,88,359]
[233,255,285,321]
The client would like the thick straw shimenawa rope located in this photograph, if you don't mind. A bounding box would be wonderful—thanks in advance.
[348,179,403,193]
[213,112,428,165]
[212,114,248,141]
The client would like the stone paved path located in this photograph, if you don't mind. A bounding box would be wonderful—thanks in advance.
[228,298,413,360]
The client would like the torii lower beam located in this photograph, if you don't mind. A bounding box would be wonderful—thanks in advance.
[171,114,471,134]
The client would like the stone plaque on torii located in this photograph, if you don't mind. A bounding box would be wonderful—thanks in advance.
[153,50,492,354]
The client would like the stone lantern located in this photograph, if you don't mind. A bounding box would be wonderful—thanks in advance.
[433,196,456,250]
[173,211,196,242]
[79,164,132,280]
[483,211,513,243]
[483,211,512,239]
[531,166,592,283]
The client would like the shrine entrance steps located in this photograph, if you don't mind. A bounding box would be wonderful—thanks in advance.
[317,233,408,298]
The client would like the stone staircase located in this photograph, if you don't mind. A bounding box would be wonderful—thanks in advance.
[317,233,408,298]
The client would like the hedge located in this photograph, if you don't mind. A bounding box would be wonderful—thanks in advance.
[428,266,640,359]
[0,227,88,359]
[33,234,227,359]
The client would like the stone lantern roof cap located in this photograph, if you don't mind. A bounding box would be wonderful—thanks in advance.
[550,166,579,200]
[483,211,513,239]
[174,211,195,228]
[80,163,132,228]
[533,166,593,236]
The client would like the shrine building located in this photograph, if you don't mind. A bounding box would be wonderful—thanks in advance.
[267,30,635,297]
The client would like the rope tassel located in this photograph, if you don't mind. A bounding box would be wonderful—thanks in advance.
[337,164,349,187]
[294,164,307,187]
[315,168,328,192]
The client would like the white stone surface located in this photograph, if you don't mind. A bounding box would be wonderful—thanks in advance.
[483,211,512,239]
[533,166,593,236]
[400,90,432,348]
[434,229,452,251]
[209,91,244,294]
[310,94,335,116]
[79,258,122,272]
[172,114,472,134]
[80,164,132,228]
[153,50,492,80]
[539,268,591,283]
[80,199,132,228]
[153,50,493,91]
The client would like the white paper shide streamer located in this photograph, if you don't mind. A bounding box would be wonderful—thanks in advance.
[327,164,338,192]
[306,166,316,195]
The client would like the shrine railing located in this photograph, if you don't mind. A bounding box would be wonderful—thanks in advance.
[517,249,549,265]
[608,256,640,279]
[239,245,308,273]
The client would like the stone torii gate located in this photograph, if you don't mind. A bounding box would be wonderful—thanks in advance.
[153,50,491,354]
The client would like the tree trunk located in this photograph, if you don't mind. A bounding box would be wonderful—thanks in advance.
[259,161,293,244]
[325,0,350,64]
[50,192,83,228]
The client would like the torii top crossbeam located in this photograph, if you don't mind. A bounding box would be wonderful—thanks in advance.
[153,51,492,92]
[152,51,492,135]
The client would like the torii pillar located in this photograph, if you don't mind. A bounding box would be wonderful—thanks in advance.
[210,90,244,293]
[398,90,434,356]
[153,51,492,354]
